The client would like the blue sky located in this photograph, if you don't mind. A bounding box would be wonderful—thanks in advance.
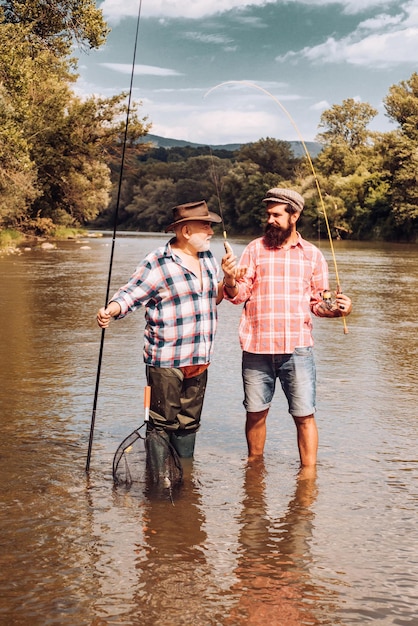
[74,0,418,145]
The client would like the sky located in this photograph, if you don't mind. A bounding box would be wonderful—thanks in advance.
[74,0,418,145]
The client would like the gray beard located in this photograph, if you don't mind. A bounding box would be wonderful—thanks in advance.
[263,223,293,249]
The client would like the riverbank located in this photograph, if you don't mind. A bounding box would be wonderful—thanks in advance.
[0,228,102,255]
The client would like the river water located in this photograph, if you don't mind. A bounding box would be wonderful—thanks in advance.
[0,234,417,625]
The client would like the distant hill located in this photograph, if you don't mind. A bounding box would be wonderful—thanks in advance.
[138,134,322,158]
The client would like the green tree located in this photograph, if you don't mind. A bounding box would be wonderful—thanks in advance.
[382,74,418,239]
[237,137,300,177]
[0,15,150,233]
[0,0,109,53]
[29,89,149,226]
[384,73,418,142]
[316,98,378,150]
[315,99,378,178]
[220,161,290,234]
[124,179,178,231]
[372,131,418,240]
[311,98,393,239]
[0,84,39,227]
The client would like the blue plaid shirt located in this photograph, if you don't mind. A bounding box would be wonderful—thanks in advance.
[110,241,220,368]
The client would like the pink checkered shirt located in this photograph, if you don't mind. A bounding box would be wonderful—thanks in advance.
[225,234,329,354]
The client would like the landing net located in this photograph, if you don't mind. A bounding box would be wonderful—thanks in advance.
[112,427,183,495]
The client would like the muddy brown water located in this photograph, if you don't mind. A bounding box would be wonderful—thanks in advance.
[0,235,417,625]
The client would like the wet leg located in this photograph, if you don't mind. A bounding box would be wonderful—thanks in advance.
[246,409,269,460]
[293,414,318,467]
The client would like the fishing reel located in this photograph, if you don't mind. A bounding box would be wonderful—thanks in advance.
[321,289,338,311]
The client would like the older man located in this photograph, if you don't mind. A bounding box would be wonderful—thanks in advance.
[222,188,352,467]
[97,200,223,458]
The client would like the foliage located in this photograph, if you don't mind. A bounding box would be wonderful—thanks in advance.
[89,94,418,242]
[0,6,149,236]
[236,137,299,177]
[0,0,109,54]
[0,229,25,250]
[308,89,418,241]
[95,138,303,235]
[372,131,418,240]
[384,73,418,142]
[316,98,378,150]
[51,226,87,239]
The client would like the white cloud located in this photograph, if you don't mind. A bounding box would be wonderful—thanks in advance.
[151,109,290,144]
[100,0,270,22]
[357,13,403,31]
[343,28,418,66]
[310,100,330,111]
[274,1,418,69]
[182,32,234,45]
[403,1,418,26]
[329,0,399,15]
[153,87,206,94]
[203,80,297,102]
[282,27,418,68]
[143,80,315,143]
[100,63,182,76]
[99,0,400,22]
[234,15,267,27]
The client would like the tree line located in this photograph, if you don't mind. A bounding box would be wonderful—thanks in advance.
[0,0,149,238]
[1,1,417,242]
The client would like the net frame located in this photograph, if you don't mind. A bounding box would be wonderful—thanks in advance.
[112,426,146,486]
[112,426,184,491]
[111,386,184,495]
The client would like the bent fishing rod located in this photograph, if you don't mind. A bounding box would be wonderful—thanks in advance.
[205,80,348,334]
[86,0,144,473]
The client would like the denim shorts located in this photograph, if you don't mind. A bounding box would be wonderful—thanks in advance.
[242,348,316,417]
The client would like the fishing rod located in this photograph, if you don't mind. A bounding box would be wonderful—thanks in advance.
[205,80,348,333]
[208,147,233,255]
[86,0,144,473]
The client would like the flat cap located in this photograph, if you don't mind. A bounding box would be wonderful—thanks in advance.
[262,188,304,213]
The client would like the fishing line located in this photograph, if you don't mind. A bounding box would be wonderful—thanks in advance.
[205,80,348,333]
[86,0,144,473]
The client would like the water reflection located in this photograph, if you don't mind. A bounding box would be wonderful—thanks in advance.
[226,462,337,625]
[133,462,210,625]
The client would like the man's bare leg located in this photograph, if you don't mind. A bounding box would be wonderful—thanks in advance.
[246,409,269,460]
[293,414,318,467]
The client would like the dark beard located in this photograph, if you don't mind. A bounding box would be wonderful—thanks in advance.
[263,223,293,249]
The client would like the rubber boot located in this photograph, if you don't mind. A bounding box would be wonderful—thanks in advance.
[145,428,170,485]
[170,431,196,458]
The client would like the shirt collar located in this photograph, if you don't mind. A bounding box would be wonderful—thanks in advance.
[166,239,176,258]
[291,231,304,248]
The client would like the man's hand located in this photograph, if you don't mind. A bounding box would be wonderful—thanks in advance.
[96,301,121,328]
[335,292,352,317]
[318,291,352,317]
[221,249,247,283]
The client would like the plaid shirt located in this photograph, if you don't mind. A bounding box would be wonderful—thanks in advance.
[110,241,220,367]
[225,233,329,354]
